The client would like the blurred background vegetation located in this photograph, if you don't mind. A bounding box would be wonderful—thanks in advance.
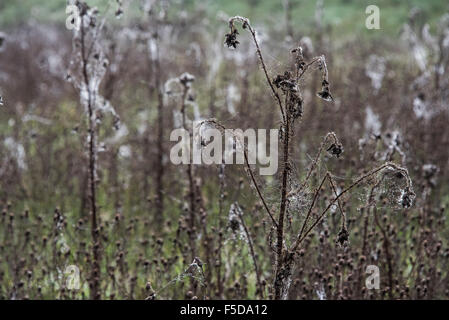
[1,0,448,37]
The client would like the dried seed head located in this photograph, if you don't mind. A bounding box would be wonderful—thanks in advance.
[224,28,239,49]
[229,216,240,232]
[179,72,195,87]
[228,202,248,242]
[327,143,343,158]
[399,187,415,209]
[291,46,306,72]
[185,258,203,275]
[273,71,295,92]
[317,82,334,102]
[336,227,349,247]
[288,93,303,119]
[316,57,333,101]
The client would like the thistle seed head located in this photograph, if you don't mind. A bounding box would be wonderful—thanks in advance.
[327,143,343,158]
[399,187,415,209]
[336,227,349,247]
[224,28,239,49]
[317,82,334,102]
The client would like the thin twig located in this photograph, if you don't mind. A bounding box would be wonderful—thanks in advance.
[229,16,285,122]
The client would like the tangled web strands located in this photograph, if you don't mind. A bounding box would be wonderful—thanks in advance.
[197,119,278,228]
[293,162,416,248]
[68,5,120,131]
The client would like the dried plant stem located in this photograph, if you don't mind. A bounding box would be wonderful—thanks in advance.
[296,172,329,245]
[80,19,101,300]
[274,108,291,299]
[362,175,385,255]
[361,207,370,256]
[180,87,197,262]
[216,163,226,298]
[154,25,165,227]
[236,207,264,298]
[297,56,323,80]
[295,171,346,251]
[229,17,285,121]
[243,150,278,228]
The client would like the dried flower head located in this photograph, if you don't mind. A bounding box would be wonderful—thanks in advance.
[273,71,292,90]
[227,202,248,242]
[336,227,349,247]
[317,80,334,102]
[327,143,343,158]
[185,257,204,276]
[179,72,195,88]
[315,56,334,102]
[193,257,204,268]
[288,92,304,119]
[225,16,251,49]
[399,187,415,209]
[224,28,239,49]
[228,204,241,232]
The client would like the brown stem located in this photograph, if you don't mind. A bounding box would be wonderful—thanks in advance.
[274,109,290,300]
[216,164,225,298]
[243,150,278,228]
[181,86,197,262]
[154,26,165,227]
[296,173,329,248]
[80,18,101,300]
[362,175,385,255]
